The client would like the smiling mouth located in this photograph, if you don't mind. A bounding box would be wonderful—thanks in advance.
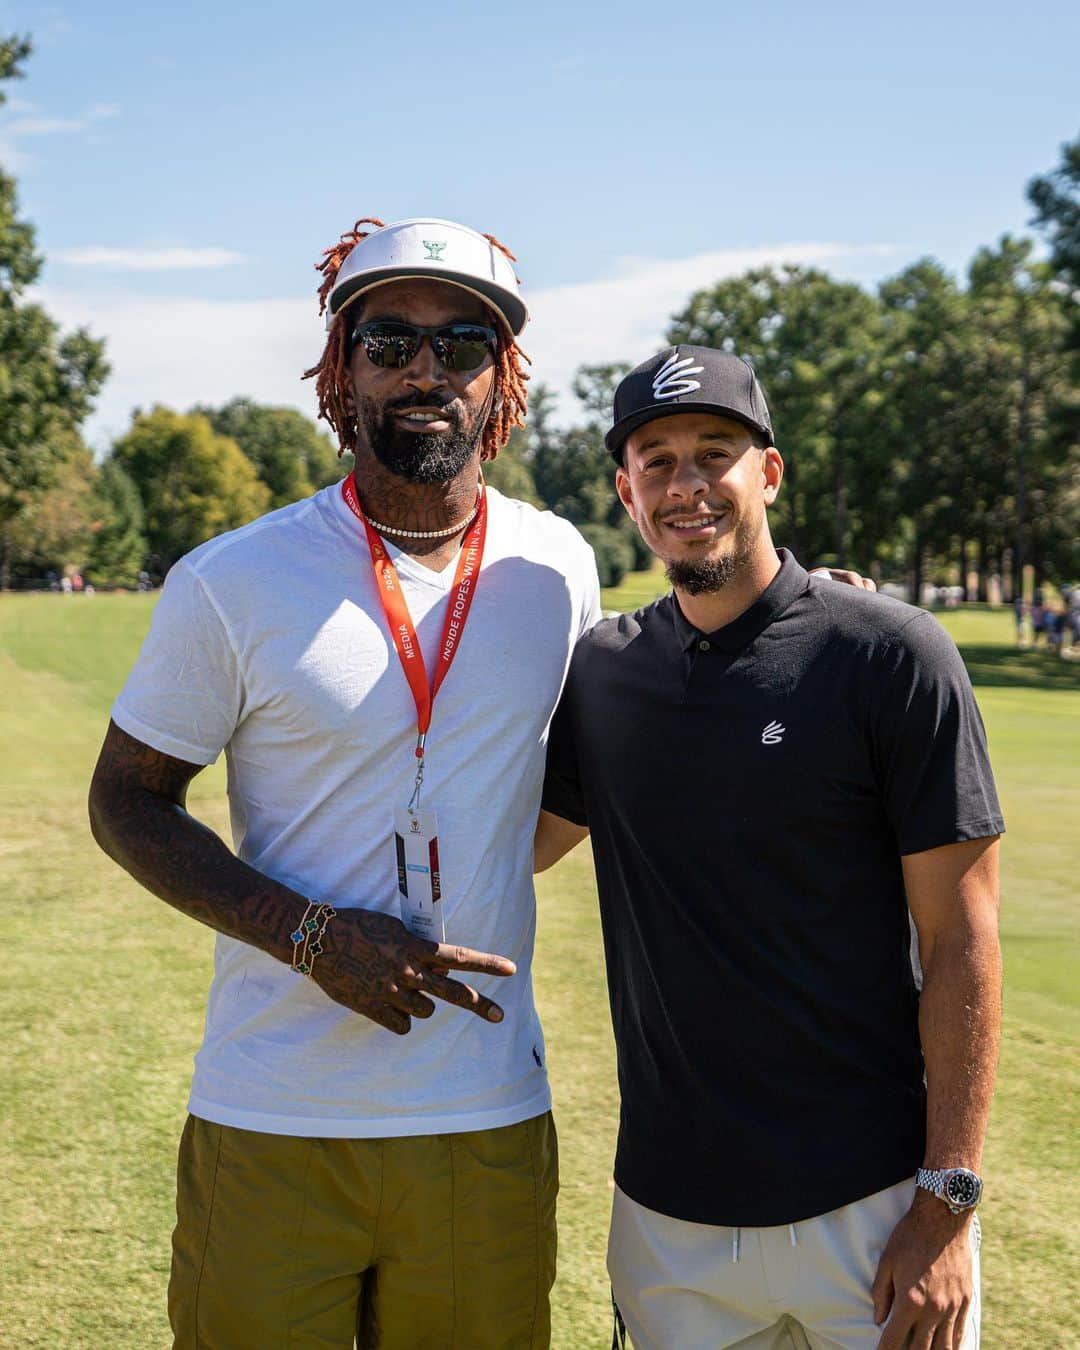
[661,509,730,534]
[393,407,452,430]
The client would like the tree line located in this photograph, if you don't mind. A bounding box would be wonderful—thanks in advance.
[1,34,1076,594]
[490,227,1077,597]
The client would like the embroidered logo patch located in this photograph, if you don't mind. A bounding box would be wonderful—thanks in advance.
[422,240,447,261]
[761,720,786,745]
[652,350,704,400]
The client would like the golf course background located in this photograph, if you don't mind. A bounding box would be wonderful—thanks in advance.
[1,584,1076,1347]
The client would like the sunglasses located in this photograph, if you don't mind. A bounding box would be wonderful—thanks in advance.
[349,320,498,372]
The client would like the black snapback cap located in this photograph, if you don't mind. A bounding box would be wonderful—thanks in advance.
[606,345,774,462]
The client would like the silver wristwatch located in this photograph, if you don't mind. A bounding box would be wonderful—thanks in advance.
[916,1166,983,1213]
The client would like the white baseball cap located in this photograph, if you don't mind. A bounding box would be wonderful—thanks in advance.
[325,217,529,336]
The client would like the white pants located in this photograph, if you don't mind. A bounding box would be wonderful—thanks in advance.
[608,1179,981,1349]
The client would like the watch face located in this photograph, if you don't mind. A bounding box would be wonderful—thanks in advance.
[945,1170,981,1208]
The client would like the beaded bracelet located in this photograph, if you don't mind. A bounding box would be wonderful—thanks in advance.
[290,901,337,977]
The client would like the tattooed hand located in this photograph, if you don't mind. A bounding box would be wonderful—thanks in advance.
[312,910,516,1035]
[88,721,514,1036]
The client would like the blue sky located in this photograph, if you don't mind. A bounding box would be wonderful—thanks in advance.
[2,0,1077,447]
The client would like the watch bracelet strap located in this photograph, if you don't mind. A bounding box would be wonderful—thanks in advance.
[916,1166,947,1198]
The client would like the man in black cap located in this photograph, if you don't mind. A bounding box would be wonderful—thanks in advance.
[536,346,1003,1349]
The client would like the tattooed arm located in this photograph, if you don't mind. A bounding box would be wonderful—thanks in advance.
[88,720,514,1034]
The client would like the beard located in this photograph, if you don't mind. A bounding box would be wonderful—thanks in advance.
[665,554,744,594]
[661,512,756,594]
[358,392,484,484]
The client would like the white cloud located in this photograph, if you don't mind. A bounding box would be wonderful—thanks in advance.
[2,101,118,137]
[4,114,88,135]
[525,242,899,418]
[0,98,119,168]
[40,240,900,450]
[52,246,247,271]
[36,287,325,450]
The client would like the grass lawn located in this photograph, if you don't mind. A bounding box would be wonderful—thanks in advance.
[1,587,1077,1347]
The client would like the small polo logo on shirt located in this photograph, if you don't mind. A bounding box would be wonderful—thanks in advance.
[761,720,786,745]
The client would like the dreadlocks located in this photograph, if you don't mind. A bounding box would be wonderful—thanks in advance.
[301,219,530,462]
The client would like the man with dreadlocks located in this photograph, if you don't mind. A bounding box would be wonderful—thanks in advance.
[88,217,601,1348]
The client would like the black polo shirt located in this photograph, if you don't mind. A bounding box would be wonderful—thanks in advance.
[542,551,1003,1227]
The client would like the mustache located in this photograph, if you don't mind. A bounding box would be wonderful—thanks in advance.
[657,502,729,521]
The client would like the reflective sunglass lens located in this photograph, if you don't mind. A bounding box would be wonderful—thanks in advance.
[362,332,417,369]
[437,340,490,371]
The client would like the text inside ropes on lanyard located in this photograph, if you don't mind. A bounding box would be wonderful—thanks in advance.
[340,471,488,811]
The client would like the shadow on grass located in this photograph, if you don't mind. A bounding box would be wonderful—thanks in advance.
[958,644,1080,691]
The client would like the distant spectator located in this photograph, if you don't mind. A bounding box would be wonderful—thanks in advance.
[1031,599,1046,646]
[1014,596,1026,646]
[1068,592,1080,652]
[1047,609,1065,656]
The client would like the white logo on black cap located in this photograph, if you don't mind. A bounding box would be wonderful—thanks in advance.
[761,720,785,745]
[652,350,704,400]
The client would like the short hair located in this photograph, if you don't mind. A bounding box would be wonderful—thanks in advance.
[301,218,530,461]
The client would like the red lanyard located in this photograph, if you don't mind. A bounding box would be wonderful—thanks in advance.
[341,472,487,764]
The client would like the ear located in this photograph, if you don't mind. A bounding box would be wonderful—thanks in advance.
[615,464,636,521]
[762,447,784,505]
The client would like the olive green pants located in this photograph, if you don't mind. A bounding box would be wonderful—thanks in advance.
[168,1112,558,1349]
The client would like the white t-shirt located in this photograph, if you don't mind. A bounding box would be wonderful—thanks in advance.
[113,482,601,1137]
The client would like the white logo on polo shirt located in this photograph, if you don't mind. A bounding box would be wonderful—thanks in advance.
[652,351,704,400]
[761,720,785,745]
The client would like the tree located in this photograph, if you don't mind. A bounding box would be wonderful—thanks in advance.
[195,398,346,509]
[86,460,148,587]
[0,36,109,588]
[965,237,1075,587]
[1027,133,1080,579]
[110,407,271,571]
[483,425,541,505]
[2,431,99,579]
[1028,132,1080,297]
[875,260,976,599]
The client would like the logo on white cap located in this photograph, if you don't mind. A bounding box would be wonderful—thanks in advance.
[422,240,447,261]
[652,350,704,400]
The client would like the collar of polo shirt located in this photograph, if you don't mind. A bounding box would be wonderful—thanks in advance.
[670,551,808,654]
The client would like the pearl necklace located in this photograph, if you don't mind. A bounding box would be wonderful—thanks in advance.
[364,493,481,541]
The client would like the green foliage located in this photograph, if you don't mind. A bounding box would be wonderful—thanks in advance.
[483,426,541,505]
[578,522,634,589]
[110,407,271,571]
[195,397,346,509]
[527,382,621,528]
[0,36,109,587]
[1028,131,1080,293]
[87,460,148,588]
[2,432,99,576]
[967,239,1074,583]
